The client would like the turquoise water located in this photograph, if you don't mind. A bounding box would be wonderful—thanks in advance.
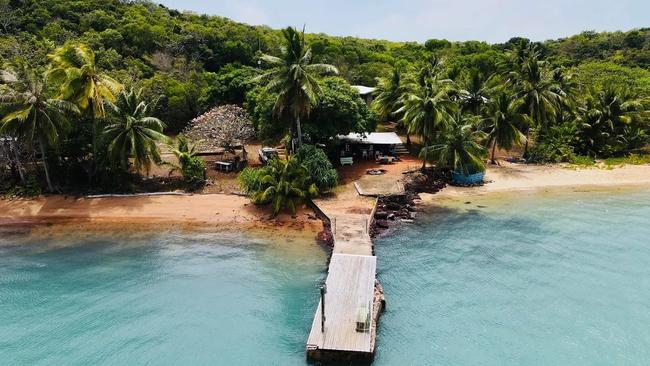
[0,229,327,365]
[374,189,650,365]
[2,190,649,365]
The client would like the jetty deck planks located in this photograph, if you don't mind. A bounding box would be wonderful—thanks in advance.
[306,253,377,358]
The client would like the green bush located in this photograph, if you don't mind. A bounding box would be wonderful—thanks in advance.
[238,167,266,194]
[528,124,578,163]
[295,145,338,192]
[181,156,206,182]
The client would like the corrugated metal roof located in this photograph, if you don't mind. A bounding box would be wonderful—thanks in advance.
[351,85,377,95]
[337,132,403,145]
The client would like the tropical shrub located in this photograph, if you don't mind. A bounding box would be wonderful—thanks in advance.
[170,135,205,183]
[239,157,317,216]
[295,144,338,192]
[238,166,266,194]
[527,123,578,163]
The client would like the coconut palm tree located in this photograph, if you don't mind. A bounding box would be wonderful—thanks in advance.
[255,27,337,149]
[373,65,411,144]
[0,60,79,191]
[47,43,122,169]
[397,59,456,168]
[510,56,560,157]
[103,88,168,175]
[458,69,492,116]
[576,87,649,156]
[421,112,487,175]
[252,157,318,217]
[484,93,528,164]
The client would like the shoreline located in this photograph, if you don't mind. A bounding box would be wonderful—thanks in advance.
[0,193,324,239]
[423,163,650,202]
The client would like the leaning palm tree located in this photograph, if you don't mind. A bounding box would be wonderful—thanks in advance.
[0,60,79,191]
[255,27,337,149]
[421,112,487,175]
[103,88,168,175]
[483,93,528,164]
[397,60,456,168]
[252,157,318,217]
[47,43,122,167]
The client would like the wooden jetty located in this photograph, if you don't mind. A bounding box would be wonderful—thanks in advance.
[306,254,377,361]
[306,198,383,362]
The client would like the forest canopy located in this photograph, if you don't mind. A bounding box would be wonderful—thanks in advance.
[1,0,649,133]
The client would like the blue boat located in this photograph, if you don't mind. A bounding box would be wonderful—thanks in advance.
[452,171,485,185]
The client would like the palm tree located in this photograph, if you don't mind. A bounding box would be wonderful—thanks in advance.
[252,157,317,217]
[458,69,492,116]
[421,112,487,175]
[397,59,456,168]
[550,67,578,125]
[255,27,337,149]
[0,60,79,191]
[373,65,412,144]
[510,56,560,157]
[103,88,168,174]
[47,43,122,169]
[484,93,528,164]
[576,87,649,156]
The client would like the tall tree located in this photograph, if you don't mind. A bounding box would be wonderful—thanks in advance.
[103,88,167,175]
[421,112,487,175]
[509,55,560,157]
[397,59,456,168]
[372,65,409,143]
[483,93,528,164]
[255,27,337,149]
[0,60,79,191]
[47,43,122,173]
[458,69,492,116]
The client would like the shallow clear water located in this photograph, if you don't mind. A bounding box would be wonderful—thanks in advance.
[374,189,650,365]
[2,190,649,366]
[0,229,327,365]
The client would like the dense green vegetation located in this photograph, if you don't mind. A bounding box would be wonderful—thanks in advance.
[1,0,650,198]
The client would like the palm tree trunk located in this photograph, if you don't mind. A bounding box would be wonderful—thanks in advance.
[10,139,26,184]
[295,115,302,150]
[421,137,427,170]
[491,139,498,164]
[39,136,54,192]
[406,133,411,146]
[523,129,530,159]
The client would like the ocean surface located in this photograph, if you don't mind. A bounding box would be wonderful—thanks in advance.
[374,188,650,365]
[1,189,649,365]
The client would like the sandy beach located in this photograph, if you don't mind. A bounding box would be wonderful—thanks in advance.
[425,162,650,201]
[2,162,649,232]
[0,193,324,235]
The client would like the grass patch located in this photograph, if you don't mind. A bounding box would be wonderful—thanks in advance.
[567,153,650,169]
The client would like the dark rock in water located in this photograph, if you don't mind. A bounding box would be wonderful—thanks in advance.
[387,213,396,221]
[316,229,334,246]
[375,220,390,229]
[375,211,389,219]
[386,202,401,210]
[405,204,415,212]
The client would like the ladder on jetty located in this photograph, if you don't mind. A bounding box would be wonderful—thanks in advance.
[306,212,379,362]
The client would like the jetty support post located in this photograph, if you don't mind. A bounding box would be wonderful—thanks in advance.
[320,285,327,332]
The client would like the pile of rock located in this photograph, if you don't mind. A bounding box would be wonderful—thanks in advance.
[371,194,418,236]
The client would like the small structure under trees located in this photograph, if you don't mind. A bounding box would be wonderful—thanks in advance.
[184,104,255,157]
